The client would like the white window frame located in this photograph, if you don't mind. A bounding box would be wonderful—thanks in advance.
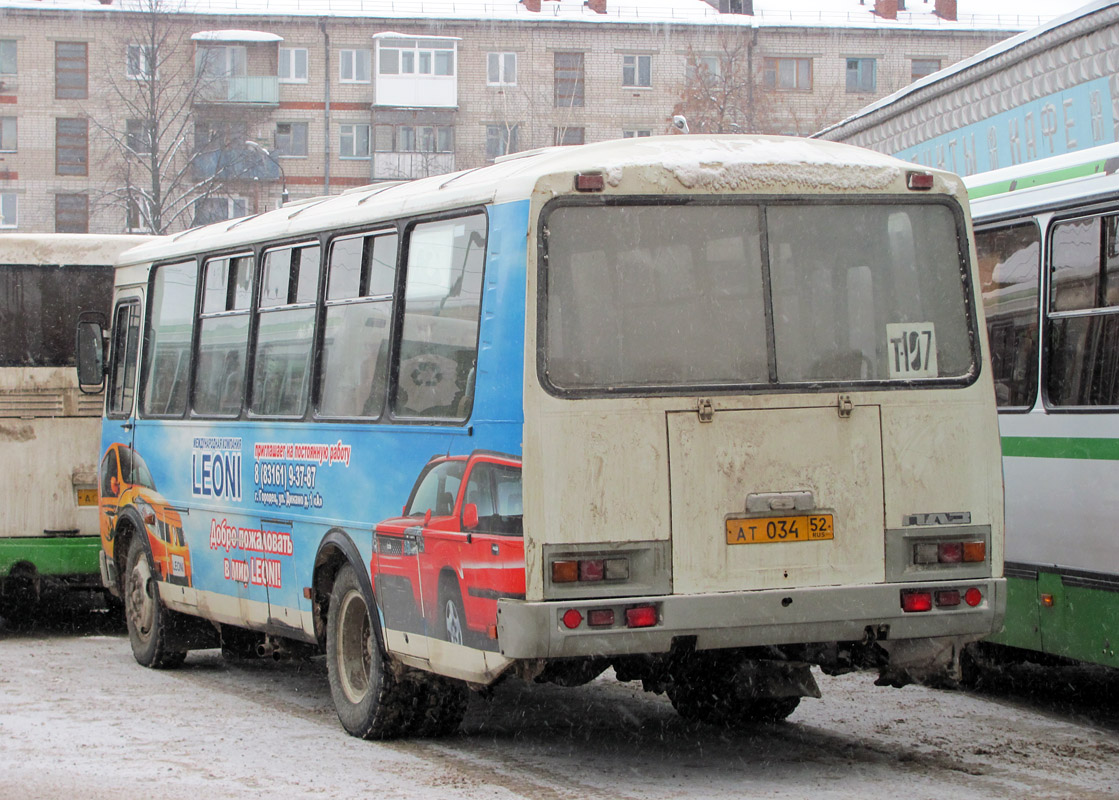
[0,192,16,228]
[487,52,516,86]
[339,49,371,83]
[622,129,652,139]
[339,123,371,158]
[126,44,156,80]
[275,121,309,157]
[622,54,652,88]
[279,47,308,83]
[0,40,16,76]
[0,116,15,152]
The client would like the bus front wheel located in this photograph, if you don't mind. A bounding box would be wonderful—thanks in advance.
[124,536,186,669]
[326,564,411,739]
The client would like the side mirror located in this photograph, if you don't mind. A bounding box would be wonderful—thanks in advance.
[463,503,479,531]
[76,315,106,393]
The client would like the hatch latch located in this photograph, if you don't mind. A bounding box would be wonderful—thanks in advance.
[837,394,854,419]
[697,398,715,423]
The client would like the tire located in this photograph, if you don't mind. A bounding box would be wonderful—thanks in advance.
[326,563,413,739]
[438,580,466,646]
[124,535,186,669]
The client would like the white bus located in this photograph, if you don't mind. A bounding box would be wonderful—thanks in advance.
[78,136,1004,737]
[967,142,1119,671]
[0,233,152,621]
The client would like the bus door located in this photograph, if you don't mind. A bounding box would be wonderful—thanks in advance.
[99,296,143,549]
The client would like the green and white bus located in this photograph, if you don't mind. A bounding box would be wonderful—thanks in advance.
[968,142,1119,669]
[0,233,152,621]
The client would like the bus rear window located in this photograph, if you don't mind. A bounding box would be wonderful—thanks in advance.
[542,201,975,392]
[0,264,114,367]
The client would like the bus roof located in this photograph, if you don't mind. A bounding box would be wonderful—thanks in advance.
[964,141,1119,220]
[118,135,959,268]
[0,233,156,265]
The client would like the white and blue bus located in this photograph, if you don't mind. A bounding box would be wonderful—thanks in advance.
[967,142,1119,671]
[79,136,1005,738]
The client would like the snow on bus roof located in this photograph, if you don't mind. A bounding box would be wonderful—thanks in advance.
[0,0,1087,29]
[117,136,943,267]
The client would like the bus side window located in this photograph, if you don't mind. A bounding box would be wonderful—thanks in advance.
[142,260,198,417]
[194,254,252,417]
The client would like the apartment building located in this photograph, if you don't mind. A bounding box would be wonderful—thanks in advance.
[0,0,1079,233]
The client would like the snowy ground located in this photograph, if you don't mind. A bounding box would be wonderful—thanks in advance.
[1,603,1117,800]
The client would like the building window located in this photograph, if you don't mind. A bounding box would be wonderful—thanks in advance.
[845,58,876,93]
[686,55,722,83]
[56,117,88,176]
[56,42,88,99]
[279,47,308,83]
[340,123,371,158]
[487,52,516,86]
[762,57,812,91]
[275,122,309,157]
[126,119,154,155]
[193,196,248,226]
[911,58,941,82]
[378,38,455,77]
[55,194,89,233]
[485,123,519,160]
[126,196,152,233]
[374,125,453,153]
[339,49,371,83]
[127,44,156,80]
[554,52,584,107]
[554,127,585,146]
[196,45,247,81]
[622,54,651,88]
[622,129,652,139]
[0,40,15,75]
[0,117,15,152]
[0,193,15,228]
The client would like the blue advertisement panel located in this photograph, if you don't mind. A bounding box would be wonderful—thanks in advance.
[99,198,530,653]
[894,77,1115,176]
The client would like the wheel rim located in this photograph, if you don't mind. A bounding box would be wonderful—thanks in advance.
[127,553,155,643]
[336,589,372,704]
[444,598,463,645]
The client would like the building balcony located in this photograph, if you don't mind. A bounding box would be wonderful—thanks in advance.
[373,152,455,181]
[195,76,279,105]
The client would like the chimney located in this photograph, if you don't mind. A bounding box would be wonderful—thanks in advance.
[874,0,898,19]
[934,0,957,20]
[586,0,607,14]
[897,0,905,9]
[522,0,540,11]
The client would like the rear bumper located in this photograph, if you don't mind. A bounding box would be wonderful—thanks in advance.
[496,578,1006,660]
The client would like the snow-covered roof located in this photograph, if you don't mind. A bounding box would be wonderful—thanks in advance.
[371,31,461,40]
[190,29,284,42]
[814,0,1115,140]
[0,0,1091,30]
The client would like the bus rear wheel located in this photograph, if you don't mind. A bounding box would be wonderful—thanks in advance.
[124,536,186,669]
[326,563,413,739]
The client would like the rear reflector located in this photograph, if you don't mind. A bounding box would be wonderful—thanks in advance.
[901,590,933,612]
[964,587,983,607]
[625,605,658,628]
[562,609,583,629]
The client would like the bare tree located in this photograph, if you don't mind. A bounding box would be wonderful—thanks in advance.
[673,35,760,135]
[90,0,268,233]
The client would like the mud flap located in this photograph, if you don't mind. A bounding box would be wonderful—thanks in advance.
[875,636,963,687]
[737,660,822,700]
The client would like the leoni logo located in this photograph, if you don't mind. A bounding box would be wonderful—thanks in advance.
[192,436,243,502]
[902,511,972,526]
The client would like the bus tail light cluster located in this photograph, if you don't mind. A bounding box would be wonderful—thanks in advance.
[912,540,985,565]
[561,603,659,630]
[901,587,983,612]
[552,557,630,584]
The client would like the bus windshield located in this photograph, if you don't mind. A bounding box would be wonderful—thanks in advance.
[542,201,975,391]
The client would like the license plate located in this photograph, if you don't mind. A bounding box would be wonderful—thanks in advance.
[76,489,98,506]
[725,514,834,545]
